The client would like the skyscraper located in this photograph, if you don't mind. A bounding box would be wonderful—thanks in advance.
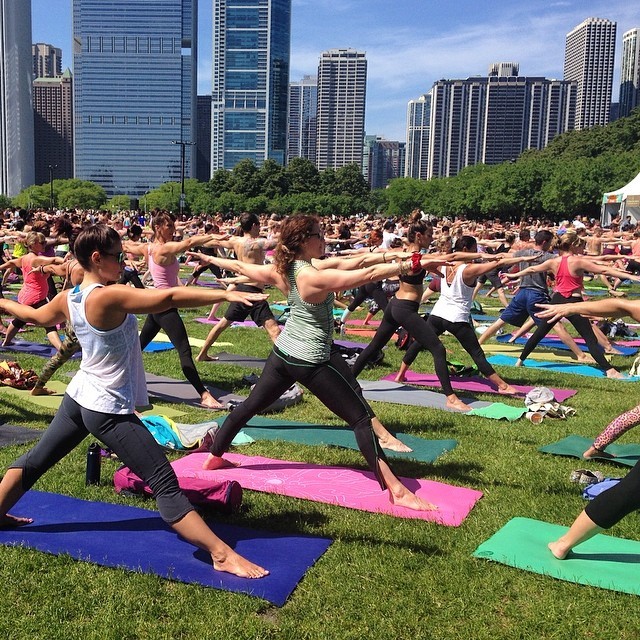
[427,65,575,179]
[0,0,35,196]
[32,43,62,79]
[564,17,616,130]
[619,28,640,119]
[316,48,367,171]
[73,0,197,197]
[195,95,212,182]
[33,69,74,184]
[363,136,405,189]
[287,74,317,164]
[211,0,291,172]
[405,94,430,180]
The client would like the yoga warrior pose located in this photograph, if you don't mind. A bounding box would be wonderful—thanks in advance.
[196,214,447,509]
[0,224,269,578]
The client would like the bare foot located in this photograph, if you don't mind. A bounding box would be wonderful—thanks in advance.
[0,513,33,528]
[196,354,219,362]
[605,347,624,355]
[583,446,616,460]
[212,547,269,578]
[202,454,240,470]
[446,396,471,412]
[606,369,625,379]
[548,540,570,560]
[497,384,517,395]
[378,434,413,453]
[30,386,55,396]
[514,358,524,367]
[393,373,406,383]
[388,487,438,511]
[576,354,596,363]
[199,392,226,409]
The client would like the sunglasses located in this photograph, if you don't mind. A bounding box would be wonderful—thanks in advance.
[103,251,126,263]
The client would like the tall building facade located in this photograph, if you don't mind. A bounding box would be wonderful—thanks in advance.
[211,0,291,172]
[287,74,317,164]
[195,95,212,182]
[32,43,62,79]
[33,69,74,184]
[619,28,640,118]
[405,94,430,179]
[564,17,616,130]
[363,136,405,189]
[427,65,576,179]
[316,48,367,171]
[0,0,34,196]
[73,0,197,197]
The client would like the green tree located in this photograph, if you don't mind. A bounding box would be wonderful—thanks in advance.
[229,159,260,197]
[335,164,370,199]
[285,158,320,194]
[384,177,426,217]
[54,179,107,210]
[107,195,132,212]
[257,159,289,199]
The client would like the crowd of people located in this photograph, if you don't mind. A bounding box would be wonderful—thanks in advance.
[1,204,640,578]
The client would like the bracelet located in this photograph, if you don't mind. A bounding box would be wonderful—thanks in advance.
[382,252,388,263]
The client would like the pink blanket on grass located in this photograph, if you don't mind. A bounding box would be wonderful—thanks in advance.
[382,370,577,402]
[170,452,483,526]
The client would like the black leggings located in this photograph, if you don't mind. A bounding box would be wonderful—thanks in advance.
[348,282,388,313]
[519,293,613,371]
[210,346,388,489]
[10,394,192,523]
[402,315,496,378]
[585,459,640,528]
[351,297,453,396]
[139,308,207,396]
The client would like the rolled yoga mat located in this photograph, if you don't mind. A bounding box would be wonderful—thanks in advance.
[0,490,332,606]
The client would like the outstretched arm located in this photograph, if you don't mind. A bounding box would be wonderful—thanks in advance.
[536,298,640,323]
[504,257,556,279]
[0,292,67,326]
[186,252,285,289]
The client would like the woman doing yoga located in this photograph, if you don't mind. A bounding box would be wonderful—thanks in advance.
[0,224,270,577]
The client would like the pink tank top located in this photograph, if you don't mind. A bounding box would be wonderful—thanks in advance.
[18,253,50,305]
[147,244,180,289]
[554,255,583,298]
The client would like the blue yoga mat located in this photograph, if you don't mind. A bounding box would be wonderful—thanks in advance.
[0,339,80,359]
[0,491,332,606]
[496,334,638,356]
[487,354,640,380]
[143,341,175,353]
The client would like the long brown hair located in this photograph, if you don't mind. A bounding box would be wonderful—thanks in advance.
[273,215,318,276]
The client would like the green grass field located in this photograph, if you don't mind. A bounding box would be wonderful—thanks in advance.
[1,283,640,640]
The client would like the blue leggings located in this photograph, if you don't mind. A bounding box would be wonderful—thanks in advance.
[209,346,388,489]
[10,394,192,523]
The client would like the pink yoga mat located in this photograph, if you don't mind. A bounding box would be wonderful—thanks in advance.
[171,452,483,526]
[381,371,577,402]
[346,319,381,327]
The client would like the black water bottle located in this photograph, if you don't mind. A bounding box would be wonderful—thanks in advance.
[85,442,101,486]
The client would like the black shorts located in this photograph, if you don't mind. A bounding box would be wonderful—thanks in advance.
[477,269,503,290]
[224,283,275,326]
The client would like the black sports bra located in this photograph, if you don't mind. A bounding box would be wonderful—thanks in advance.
[399,267,426,285]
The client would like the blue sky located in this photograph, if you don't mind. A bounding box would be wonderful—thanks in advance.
[33,0,639,141]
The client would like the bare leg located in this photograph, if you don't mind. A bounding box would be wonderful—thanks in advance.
[207,301,223,320]
[196,318,231,361]
[554,322,595,362]
[170,510,268,578]
[2,321,19,346]
[507,318,536,342]
[371,416,412,452]
[583,445,616,460]
[548,510,602,559]
[46,329,63,351]
[0,468,33,528]
[377,459,438,511]
[592,323,623,355]
[478,318,506,345]
[394,361,410,383]
[446,393,470,412]
[496,287,509,308]
[487,372,516,394]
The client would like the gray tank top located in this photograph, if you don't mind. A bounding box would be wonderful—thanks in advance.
[275,260,334,363]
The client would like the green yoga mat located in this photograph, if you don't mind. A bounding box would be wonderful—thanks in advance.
[468,404,527,421]
[539,435,640,467]
[474,517,640,596]
[482,342,594,363]
[216,415,457,464]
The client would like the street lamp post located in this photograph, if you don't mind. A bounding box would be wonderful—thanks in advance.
[48,164,57,211]
[171,140,195,217]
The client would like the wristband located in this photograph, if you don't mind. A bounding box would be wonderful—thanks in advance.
[410,252,422,273]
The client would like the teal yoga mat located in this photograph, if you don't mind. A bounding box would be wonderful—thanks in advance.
[474,517,640,596]
[539,435,640,467]
[216,415,457,464]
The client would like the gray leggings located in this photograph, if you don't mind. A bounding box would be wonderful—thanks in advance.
[10,394,193,524]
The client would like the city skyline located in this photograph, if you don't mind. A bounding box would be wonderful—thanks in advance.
[32,0,640,143]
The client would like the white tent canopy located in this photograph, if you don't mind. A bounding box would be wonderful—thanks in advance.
[601,171,640,226]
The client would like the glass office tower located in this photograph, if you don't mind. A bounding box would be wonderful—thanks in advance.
[211,0,291,172]
[73,0,197,197]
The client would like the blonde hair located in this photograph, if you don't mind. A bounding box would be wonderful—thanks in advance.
[26,231,46,250]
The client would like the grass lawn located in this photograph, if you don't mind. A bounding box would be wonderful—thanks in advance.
[1,281,640,639]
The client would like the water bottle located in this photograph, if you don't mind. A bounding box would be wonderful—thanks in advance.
[85,442,101,486]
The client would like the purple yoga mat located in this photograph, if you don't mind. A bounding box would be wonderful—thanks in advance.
[195,318,260,327]
[381,371,577,402]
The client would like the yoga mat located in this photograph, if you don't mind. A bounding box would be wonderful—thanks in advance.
[496,334,638,357]
[0,422,44,447]
[381,371,578,402]
[171,452,482,526]
[482,343,596,363]
[345,319,381,327]
[473,517,640,596]
[358,380,525,420]
[539,435,640,467]
[487,355,640,380]
[344,327,381,338]
[334,339,366,351]
[0,490,331,606]
[145,372,245,408]
[0,339,80,359]
[195,318,260,328]
[213,414,457,464]
[143,341,175,352]
[205,352,268,369]
[148,333,233,349]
